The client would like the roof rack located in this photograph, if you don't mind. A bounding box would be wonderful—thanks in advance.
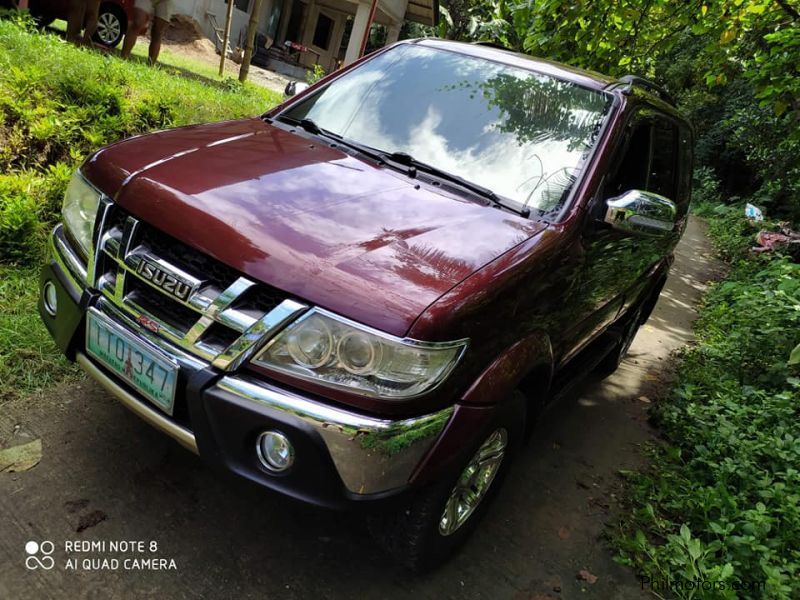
[471,41,511,51]
[610,75,675,106]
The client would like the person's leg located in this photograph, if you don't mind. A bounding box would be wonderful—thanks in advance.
[121,7,150,59]
[148,17,168,65]
[66,0,87,44]
[147,0,172,65]
[81,0,102,45]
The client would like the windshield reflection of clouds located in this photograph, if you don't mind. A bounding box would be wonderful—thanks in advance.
[287,45,609,213]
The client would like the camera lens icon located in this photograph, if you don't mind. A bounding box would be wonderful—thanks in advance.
[25,540,55,570]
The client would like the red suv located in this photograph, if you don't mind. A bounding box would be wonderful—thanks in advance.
[29,0,134,47]
[39,40,692,569]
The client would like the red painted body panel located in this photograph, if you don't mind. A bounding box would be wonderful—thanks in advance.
[459,332,553,406]
[82,118,545,338]
[77,42,691,425]
[29,0,135,23]
[409,403,498,485]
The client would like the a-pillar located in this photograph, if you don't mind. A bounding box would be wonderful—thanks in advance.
[344,1,373,65]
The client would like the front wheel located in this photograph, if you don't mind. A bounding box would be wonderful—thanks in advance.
[93,4,126,48]
[369,399,523,571]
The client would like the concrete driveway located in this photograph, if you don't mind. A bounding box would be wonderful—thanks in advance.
[0,218,722,599]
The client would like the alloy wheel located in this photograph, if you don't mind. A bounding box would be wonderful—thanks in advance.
[96,12,121,46]
[438,428,508,536]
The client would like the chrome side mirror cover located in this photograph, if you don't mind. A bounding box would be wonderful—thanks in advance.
[604,190,677,236]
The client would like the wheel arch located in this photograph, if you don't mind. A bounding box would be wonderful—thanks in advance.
[460,330,554,409]
[94,2,128,48]
[102,1,128,28]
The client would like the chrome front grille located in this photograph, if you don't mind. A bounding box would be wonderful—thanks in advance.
[92,200,306,370]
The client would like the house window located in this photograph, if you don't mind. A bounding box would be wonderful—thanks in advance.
[226,0,251,12]
[313,13,334,50]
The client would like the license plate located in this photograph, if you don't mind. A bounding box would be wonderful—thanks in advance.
[86,310,179,415]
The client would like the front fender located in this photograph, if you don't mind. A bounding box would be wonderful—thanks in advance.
[460,331,553,406]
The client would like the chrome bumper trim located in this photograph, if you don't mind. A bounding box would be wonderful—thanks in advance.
[50,227,452,495]
[50,225,86,296]
[93,209,308,370]
[216,376,454,494]
[76,352,199,455]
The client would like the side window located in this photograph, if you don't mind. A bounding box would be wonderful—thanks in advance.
[648,118,679,200]
[605,110,681,202]
[607,121,650,195]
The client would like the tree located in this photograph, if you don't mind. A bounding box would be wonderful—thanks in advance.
[460,0,800,218]
[239,0,265,83]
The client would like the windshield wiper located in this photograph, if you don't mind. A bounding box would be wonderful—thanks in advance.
[275,118,532,218]
[380,151,532,218]
[276,115,388,162]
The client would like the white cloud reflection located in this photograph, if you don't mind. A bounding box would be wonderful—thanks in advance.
[295,45,605,212]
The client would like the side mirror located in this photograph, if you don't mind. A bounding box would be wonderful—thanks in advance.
[604,190,677,236]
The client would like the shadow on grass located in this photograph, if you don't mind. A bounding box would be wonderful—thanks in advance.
[43,23,245,93]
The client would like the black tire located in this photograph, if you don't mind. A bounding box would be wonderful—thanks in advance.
[92,4,126,48]
[369,394,525,572]
[594,304,643,378]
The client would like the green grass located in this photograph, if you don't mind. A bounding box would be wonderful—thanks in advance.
[1,18,281,178]
[0,17,282,401]
[0,266,79,401]
[614,210,800,599]
[48,18,253,87]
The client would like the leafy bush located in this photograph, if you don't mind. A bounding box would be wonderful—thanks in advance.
[306,64,326,85]
[0,173,40,262]
[692,166,723,207]
[616,215,800,599]
[704,208,758,262]
[0,18,281,264]
[0,19,282,400]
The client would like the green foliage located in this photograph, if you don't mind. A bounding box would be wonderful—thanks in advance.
[306,63,326,85]
[615,214,800,599]
[0,19,282,401]
[0,18,281,266]
[692,166,723,207]
[454,0,800,221]
[0,173,41,262]
[0,266,80,401]
[0,8,37,32]
[705,208,759,262]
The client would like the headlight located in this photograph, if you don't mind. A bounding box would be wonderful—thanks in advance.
[62,170,101,259]
[253,309,468,399]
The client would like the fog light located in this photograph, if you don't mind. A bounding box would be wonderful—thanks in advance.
[43,281,58,317]
[256,431,294,472]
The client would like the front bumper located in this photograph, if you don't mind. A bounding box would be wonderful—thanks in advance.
[39,226,455,508]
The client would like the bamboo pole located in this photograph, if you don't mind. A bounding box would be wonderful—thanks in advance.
[218,0,236,77]
[239,0,265,82]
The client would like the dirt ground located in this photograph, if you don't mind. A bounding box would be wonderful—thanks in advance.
[151,15,296,95]
[0,218,723,599]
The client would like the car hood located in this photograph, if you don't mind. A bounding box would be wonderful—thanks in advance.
[83,118,546,337]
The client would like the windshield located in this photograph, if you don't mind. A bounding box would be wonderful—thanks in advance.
[281,44,611,215]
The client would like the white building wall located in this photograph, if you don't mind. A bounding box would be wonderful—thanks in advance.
[171,0,274,50]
